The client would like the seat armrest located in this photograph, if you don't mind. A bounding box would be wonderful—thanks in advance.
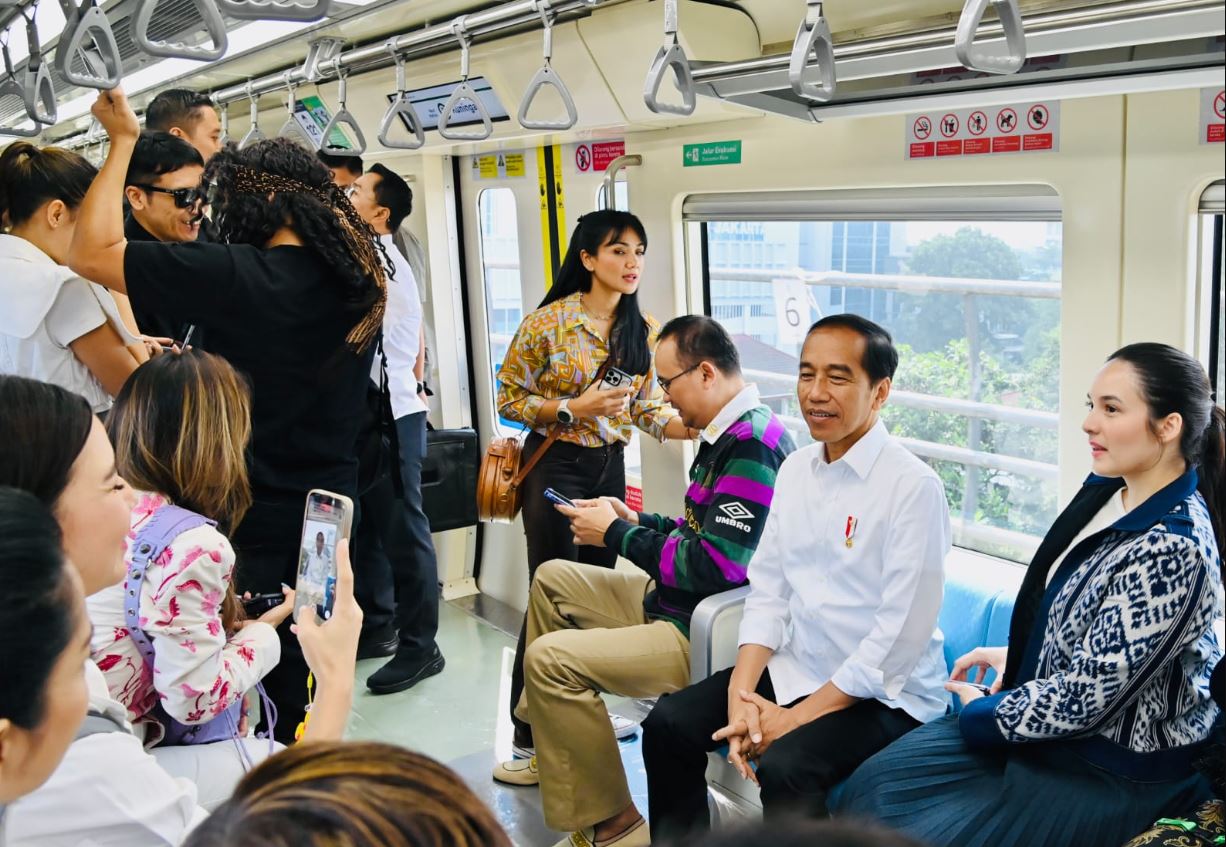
[689,586,752,683]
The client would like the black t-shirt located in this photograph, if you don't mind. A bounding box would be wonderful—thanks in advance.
[123,214,208,350]
[124,240,377,550]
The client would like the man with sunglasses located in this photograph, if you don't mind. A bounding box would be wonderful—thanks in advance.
[123,131,208,345]
[492,315,794,847]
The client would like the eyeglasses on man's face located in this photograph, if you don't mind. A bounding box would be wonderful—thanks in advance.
[656,362,701,393]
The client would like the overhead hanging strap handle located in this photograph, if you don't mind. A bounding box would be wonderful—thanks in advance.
[55,0,121,89]
[955,0,1026,75]
[240,81,266,149]
[213,0,328,22]
[130,0,227,62]
[0,33,40,138]
[642,0,695,116]
[19,8,55,125]
[277,71,319,147]
[318,66,367,156]
[378,43,425,150]
[788,0,836,103]
[437,18,493,141]
[218,100,231,146]
[516,0,577,131]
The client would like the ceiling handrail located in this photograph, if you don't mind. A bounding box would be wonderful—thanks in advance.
[377,43,425,150]
[516,0,577,131]
[642,0,695,116]
[437,17,493,141]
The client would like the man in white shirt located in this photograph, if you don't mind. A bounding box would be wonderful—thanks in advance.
[347,164,445,693]
[642,314,952,840]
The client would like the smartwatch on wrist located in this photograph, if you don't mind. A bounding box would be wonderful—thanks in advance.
[556,398,575,425]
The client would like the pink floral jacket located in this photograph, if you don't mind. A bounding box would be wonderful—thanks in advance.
[86,493,280,737]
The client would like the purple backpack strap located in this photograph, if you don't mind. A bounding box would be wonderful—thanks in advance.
[123,504,216,673]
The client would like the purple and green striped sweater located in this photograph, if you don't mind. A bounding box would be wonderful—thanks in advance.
[603,404,795,636]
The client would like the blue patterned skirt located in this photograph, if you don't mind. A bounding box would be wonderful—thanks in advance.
[829,715,1212,847]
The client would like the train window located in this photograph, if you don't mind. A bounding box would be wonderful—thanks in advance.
[687,188,1062,564]
[1199,182,1225,401]
[478,188,525,435]
[596,179,630,212]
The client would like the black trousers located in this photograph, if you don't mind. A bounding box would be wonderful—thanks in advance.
[233,538,308,745]
[508,433,625,737]
[351,395,440,657]
[642,666,922,841]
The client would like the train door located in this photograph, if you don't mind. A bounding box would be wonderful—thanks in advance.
[458,141,632,612]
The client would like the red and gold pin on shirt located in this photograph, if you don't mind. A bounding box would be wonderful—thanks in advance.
[844,516,858,549]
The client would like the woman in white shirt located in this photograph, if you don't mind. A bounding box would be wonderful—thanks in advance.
[0,142,145,413]
[0,375,362,846]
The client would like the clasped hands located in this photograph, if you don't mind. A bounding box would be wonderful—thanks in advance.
[712,689,800,785]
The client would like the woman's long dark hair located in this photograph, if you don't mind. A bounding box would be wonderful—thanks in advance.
[203,138,386,351]
[539,210,651,376]
[1108,343,1225,554]
[0,375,94,507]
[0,487,77,729]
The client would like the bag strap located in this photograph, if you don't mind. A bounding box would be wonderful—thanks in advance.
[123,504,216,674]
[510,361,610,489]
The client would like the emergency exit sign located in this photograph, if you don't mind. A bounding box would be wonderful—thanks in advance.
[683,140,742,167]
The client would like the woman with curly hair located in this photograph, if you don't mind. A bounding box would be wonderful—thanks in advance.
[69,87,386,742]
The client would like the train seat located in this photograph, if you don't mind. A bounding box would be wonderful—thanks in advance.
[694,552,1023,822]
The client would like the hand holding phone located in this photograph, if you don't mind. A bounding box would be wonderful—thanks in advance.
[293,489,354,624]
[544,488,576,509]
[573,376,633,419]
[242,592,288,618]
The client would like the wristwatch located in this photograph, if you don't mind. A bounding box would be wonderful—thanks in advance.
[556,398,575,425]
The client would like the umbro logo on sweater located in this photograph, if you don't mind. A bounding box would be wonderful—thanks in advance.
[716,501,754,532]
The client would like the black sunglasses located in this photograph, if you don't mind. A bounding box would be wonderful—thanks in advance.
[656,362,701,392]
[132,184,205,209]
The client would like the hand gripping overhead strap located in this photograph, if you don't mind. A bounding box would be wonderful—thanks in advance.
[56,0,121,89]
[378,43,425,150]
[516,0,577,131]
[955,0,1027,75]
[788,0,836,103]
[130,0,227,62]
[437,18,493,141]
[642,0,694,116]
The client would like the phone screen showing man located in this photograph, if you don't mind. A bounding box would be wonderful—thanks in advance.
[293,491,351,622]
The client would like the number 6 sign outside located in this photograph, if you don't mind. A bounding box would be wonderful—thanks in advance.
[772,278,812,347]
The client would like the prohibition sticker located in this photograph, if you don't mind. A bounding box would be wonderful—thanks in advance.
[1201,88,1225,144]
[1027,104,1051,131]
[906,101,1060,159]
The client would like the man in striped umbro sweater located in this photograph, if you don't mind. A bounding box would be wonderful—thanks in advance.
[493,316,794,847]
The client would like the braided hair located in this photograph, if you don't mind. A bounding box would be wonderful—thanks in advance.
[203,138,386,351]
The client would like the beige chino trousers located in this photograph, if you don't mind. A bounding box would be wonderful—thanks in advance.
[517,559,691,832]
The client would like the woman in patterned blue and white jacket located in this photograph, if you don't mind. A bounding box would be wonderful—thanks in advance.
[834,342,1224,847]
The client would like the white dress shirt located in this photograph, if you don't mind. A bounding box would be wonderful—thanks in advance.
[738,420,952,723]
[369,233,427,420]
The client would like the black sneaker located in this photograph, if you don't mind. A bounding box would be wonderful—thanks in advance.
[356,625,399,660]
[366,646,446,695]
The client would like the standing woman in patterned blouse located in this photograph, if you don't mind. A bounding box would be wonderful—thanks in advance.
[833,342,1224,847]
[497,210,692,752]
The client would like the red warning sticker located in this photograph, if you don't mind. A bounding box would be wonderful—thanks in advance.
[1201,88,1225,145]
[907,101,1060,160]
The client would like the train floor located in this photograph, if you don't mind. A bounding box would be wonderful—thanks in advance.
[345,596,652,847]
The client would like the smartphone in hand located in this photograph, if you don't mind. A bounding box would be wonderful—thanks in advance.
[598,366,633,392]
[293,489,353,623]
[544,488,576,508]
[242,592,287,618]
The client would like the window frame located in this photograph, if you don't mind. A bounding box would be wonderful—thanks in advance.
[684,186,1064,567]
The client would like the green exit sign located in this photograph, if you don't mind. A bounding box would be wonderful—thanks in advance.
[683,140,742,167]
